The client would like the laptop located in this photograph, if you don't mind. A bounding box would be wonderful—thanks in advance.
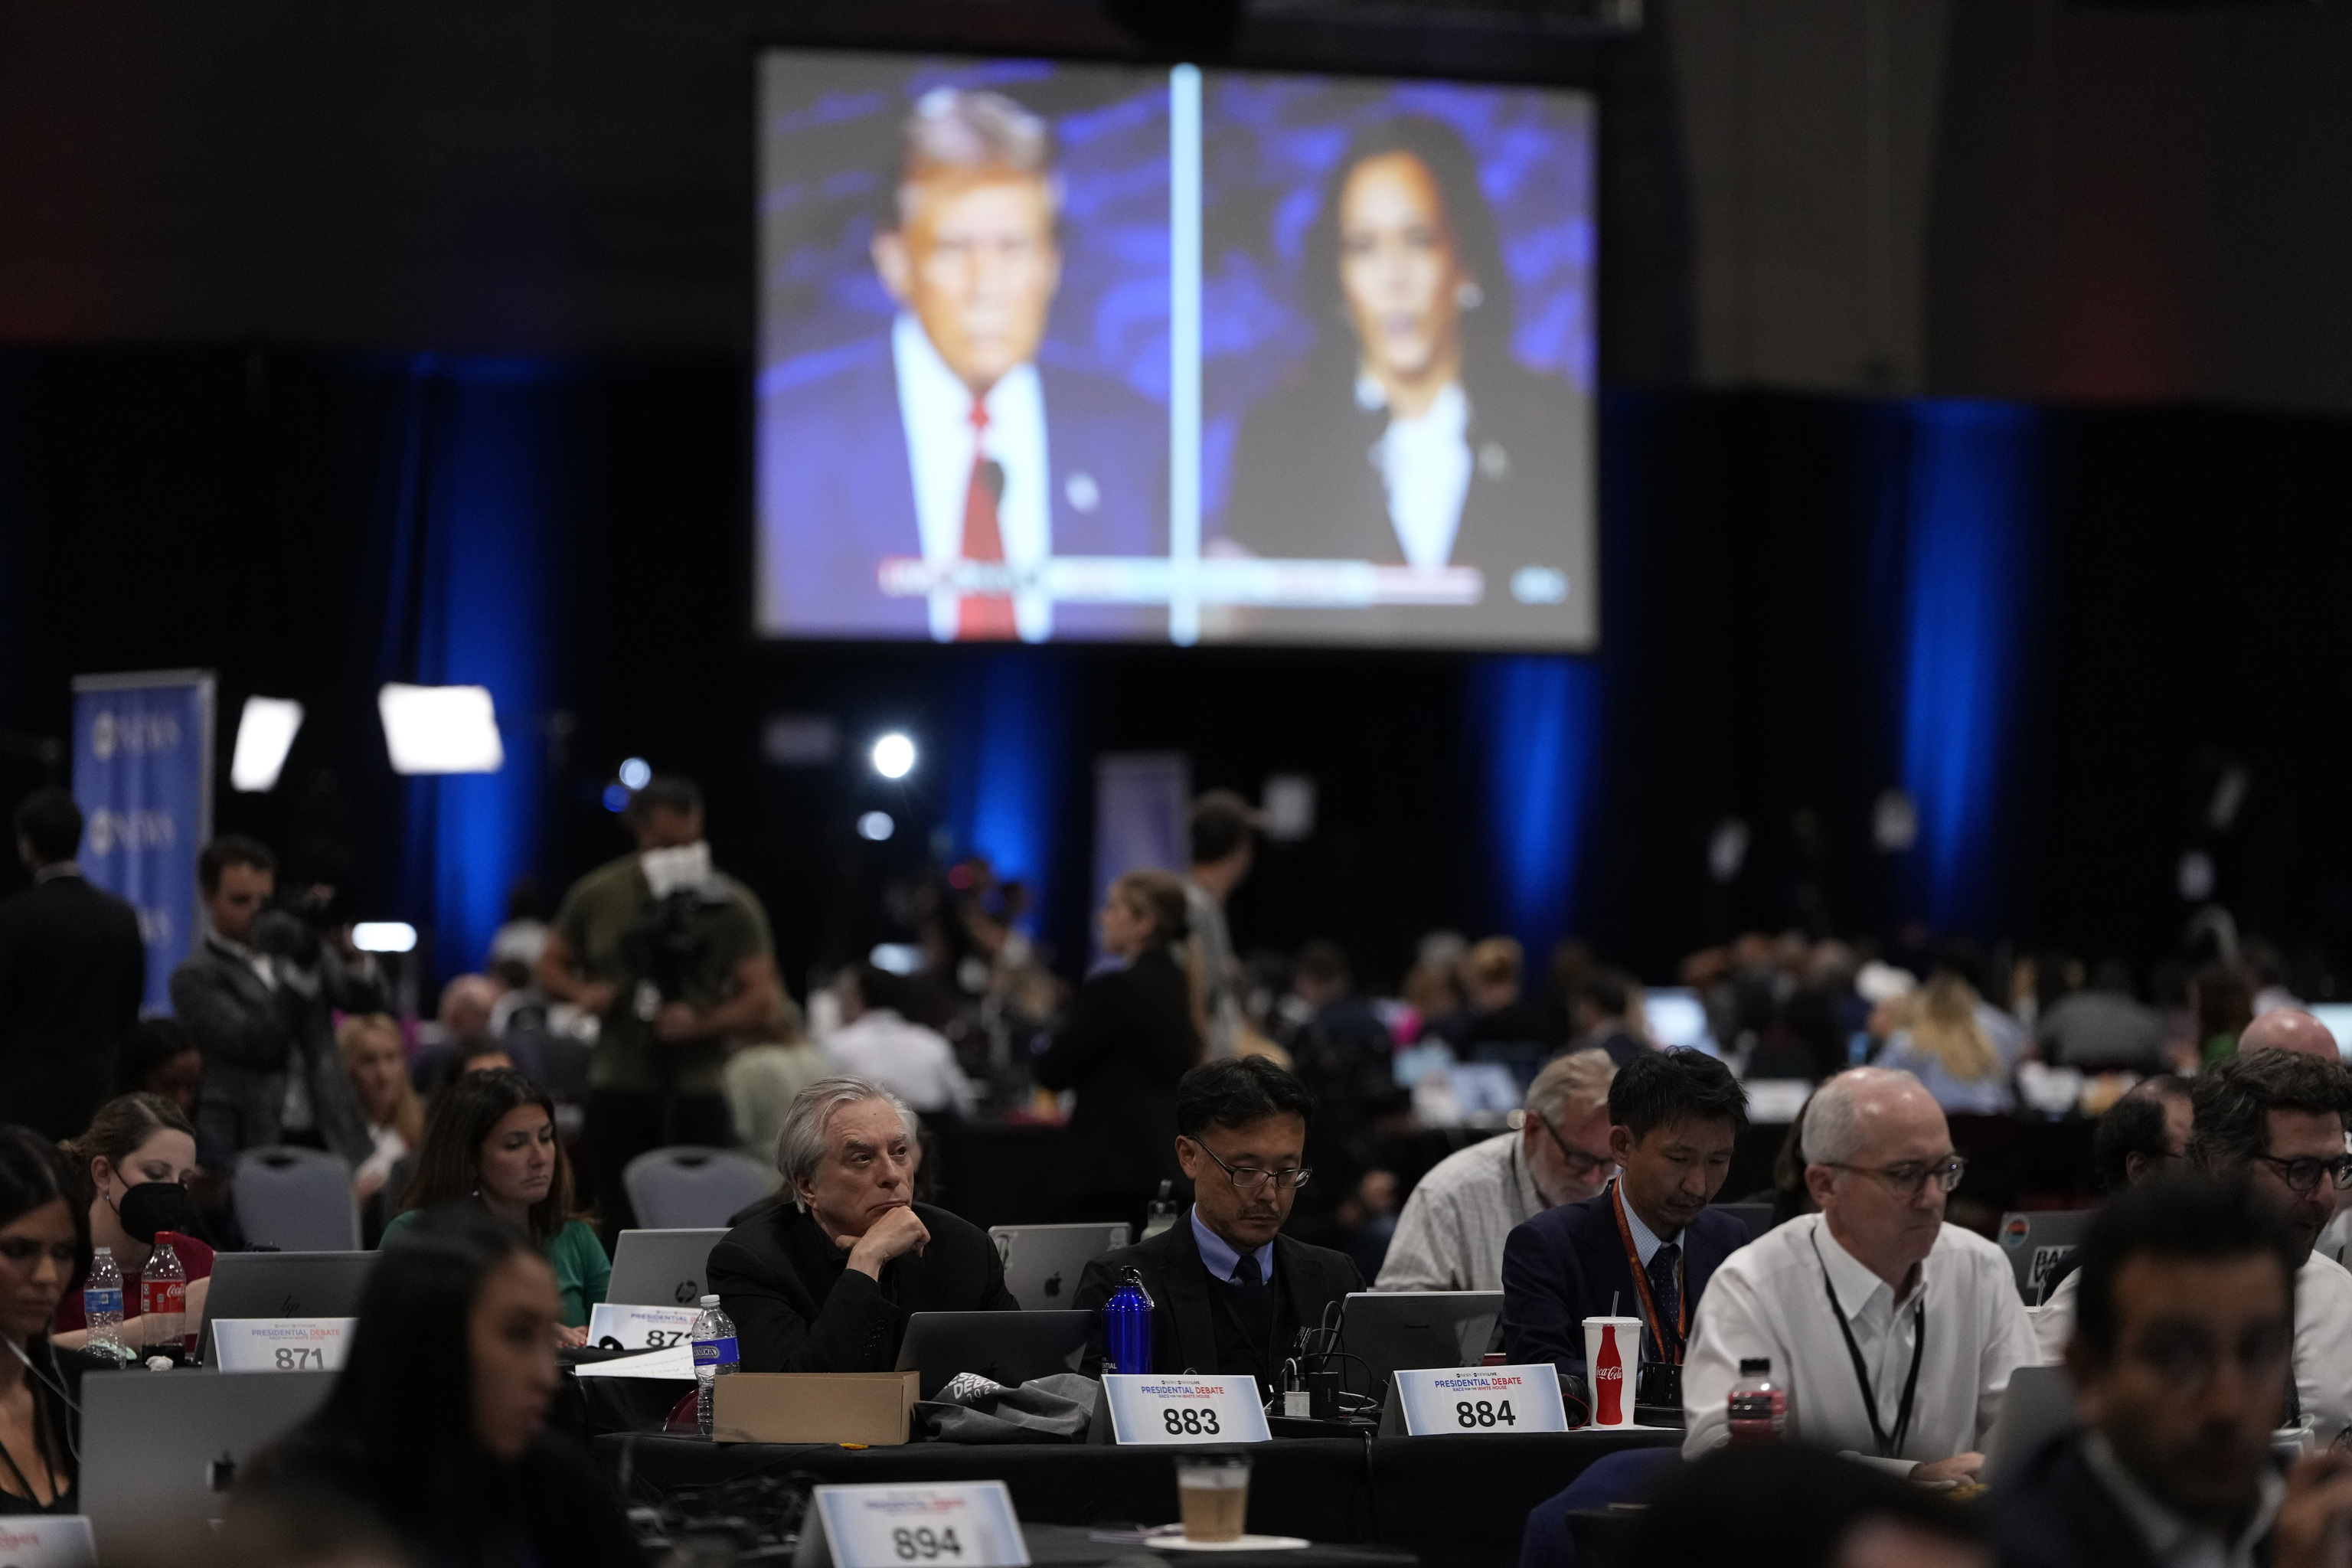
[1335,1291,1504,1401]
[196,1252,378,1365]
[80,1367,335,1549]
[988,1223,1130,1310]
[892,1309,1093,1400]
[1709,1202,1775,1240]
[1982,1364,2076,1482]
[1996,1210,2095,1305]
[608,1228,728,1308]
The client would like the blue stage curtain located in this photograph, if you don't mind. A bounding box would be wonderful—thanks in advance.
[942,651,1070,939]
[1472,654,1603,962]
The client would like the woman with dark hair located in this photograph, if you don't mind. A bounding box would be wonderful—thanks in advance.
[0,1126,101,1514]
[113,1018,202,1112]
[1220,116,1592,645]
[378,1070,608,1341]
[51,1092,211,1352]
[240,1204,642,1568]
[1034,871,1204,1233]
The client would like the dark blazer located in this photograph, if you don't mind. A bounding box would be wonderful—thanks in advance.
[1988,1432,2178,1568]
[707,1200,1016,1374]
[1500,1186,1750,1374]
[755,333,1165,640]
[1220,356,1594,648]
[1031,947,1199,1198]
[0,872,145,1139]
[1072,1213,1364,1378]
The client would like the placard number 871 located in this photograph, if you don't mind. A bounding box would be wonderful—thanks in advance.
[892,1527,960,1560]
[1455,1400,1516,1428]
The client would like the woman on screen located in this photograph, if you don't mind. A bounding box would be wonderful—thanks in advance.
[1220,116,1591,645]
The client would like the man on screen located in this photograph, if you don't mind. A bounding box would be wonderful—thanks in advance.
[757,87,1163,642]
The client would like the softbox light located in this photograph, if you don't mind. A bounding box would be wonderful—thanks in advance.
[230,696,304,792]
[377,684,505,775]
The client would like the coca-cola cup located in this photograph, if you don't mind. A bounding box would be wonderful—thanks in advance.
[1580,1316,1645,1429]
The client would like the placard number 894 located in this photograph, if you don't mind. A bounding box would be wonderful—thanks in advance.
[1162,1406,1223,1436]
[1454,1400,1516,1428]
[891,1527,960,1560]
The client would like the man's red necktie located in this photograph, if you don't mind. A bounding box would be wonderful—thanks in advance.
[957,400,1017,641]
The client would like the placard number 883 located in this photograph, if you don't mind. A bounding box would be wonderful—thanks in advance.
[1454,1400,1516,1428]
[1163,1406,1223,1436]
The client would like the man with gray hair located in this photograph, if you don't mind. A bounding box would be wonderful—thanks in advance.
[708,1075,1014,1372]
[756,84,1165,642]
[1681,1067,2037,1480]
[1375,1049,1618,1292]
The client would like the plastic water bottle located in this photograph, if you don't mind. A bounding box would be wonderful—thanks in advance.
[83,1247,126,1363]
[1102,1267,1154,1375]
[1727,1357,1788,1443]
[691,1294,738,1438]
[141,1233,188,1364]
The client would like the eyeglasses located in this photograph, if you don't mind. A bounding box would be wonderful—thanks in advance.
[1826,1156,1968,1197]
[2253,1153,2352,1196]
[1188,1140,1312,1194]
[2125,1321,2293,1393]
[1529,1110,1615,1180]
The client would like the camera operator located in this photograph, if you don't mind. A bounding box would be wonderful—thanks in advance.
[537,776,780,1231]
[170,836,386,1163]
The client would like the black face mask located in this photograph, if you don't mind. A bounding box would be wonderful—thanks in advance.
[115,1181,191,1245]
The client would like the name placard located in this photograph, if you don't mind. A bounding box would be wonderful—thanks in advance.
[1380,1365,1570,1436]
[588,1302,701,1351]
[0,1517,96,1568]
[210,1318,355,1374]
[1099,1374,1272,1446]
[792,1482,1029,1568]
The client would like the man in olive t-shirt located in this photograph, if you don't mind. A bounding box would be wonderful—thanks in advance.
[537,775,781,1232]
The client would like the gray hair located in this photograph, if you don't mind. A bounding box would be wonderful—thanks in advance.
[896,87,1058,227]
[776,1075,919,1207]
[1799,1067,1926,1167]
[1525,1048,1615,1124]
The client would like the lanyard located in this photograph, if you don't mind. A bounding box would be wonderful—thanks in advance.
[1811,1235,1926,1459]
[1610,1182,1687,1365]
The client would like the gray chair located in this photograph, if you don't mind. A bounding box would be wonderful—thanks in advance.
[233,1146,361,1253]
[622,1145,776,1230]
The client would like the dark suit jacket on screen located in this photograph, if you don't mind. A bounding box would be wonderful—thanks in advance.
[1071,1214,1364,1379]
[756,333,1165,640]
[1500,1185,1749,1374]
[0,871,145,1138]
[708,1200,1016,1374]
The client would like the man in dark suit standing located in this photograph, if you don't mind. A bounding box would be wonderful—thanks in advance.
[1501,1047,1750,1384]
[1075,1058,1362,1393]
[0,789,145,1137]
[1992,1174,2352,1568]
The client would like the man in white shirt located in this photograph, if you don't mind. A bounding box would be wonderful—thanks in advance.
[2184,1045,2352,1445]
[1681,1067,2037,1480]
[819,964,976,1118]
[1377,1048,1617,1292]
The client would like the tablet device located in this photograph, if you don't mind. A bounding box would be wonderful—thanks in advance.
[608,1227,728,1308]
[986,1223,1130,1310]
[196,1250,377,1364]
[892,1309,1093,1400]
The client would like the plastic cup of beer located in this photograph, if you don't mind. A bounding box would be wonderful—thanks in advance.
[1174,1452,1253,1543]
[1580,1316,1646,1429]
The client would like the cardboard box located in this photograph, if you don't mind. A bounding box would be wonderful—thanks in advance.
[712,1371,921,1446]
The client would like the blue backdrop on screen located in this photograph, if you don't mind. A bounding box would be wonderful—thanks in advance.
[70,672,213,1013]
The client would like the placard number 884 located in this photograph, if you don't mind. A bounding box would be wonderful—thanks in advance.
[1163,1406,1223,1436]
[892,1527,960,1560]
[1454,1400,1516,1428]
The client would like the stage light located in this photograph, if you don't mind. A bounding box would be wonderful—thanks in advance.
[857,811,895,841]
[603,785,630,813]
[351,922,417,953]
[619,756,652,789]
[871,733,916,779]
[229,697,304,792]
[869,942,923,975]
[377,684,504,775]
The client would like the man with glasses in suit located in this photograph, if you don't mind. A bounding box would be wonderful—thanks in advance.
[2188,1047,2352,1447]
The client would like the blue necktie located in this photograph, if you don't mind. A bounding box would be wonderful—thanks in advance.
[1647,1242,1683,1362]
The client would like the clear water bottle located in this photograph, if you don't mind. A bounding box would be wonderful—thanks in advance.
[1726,1356,1788,1443]
[691,1293,739,1438]
[1102,1266,1154,1375]
[141,1232,188,1364]
[84,1247,126,1363]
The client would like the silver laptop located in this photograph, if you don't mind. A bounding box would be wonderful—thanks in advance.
[609,1227,727,1308]
[1997,1210,2095,1304]
[987,1223,1130,1310]
[81,1368,335,1550]
[893,1309,1093,1400]
[1983,1363,2076,1481]
[196,1251,377,1365]
[1337,1291,1504,1400]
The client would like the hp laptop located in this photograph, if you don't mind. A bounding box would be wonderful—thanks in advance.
[987,1223,1130,1311]
[196,1252,377,1365]
[607,1228,728,1308]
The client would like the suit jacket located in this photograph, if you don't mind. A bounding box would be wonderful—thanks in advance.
[1031,947,1198,1196]
[0,873,145,1138]
[708,1200,1015,1374]
[1989,1432,2190,1568]
[1500,1185,1749,1374]
[170,925,383,1164]
[1072,1214,1364,1379]
[756,333,1165,640]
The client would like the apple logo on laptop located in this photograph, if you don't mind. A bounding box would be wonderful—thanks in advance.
[1042,1272,1063,1298]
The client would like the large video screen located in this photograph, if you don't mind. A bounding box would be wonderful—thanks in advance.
[755,52,1596,649]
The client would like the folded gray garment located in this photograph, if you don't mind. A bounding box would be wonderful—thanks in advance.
[915,1372,1101,1444]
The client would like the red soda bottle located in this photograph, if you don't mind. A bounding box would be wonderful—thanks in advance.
[1594,1323,1625,1425]
[142,1232,189,1362]
[1727,1357,1788,1442]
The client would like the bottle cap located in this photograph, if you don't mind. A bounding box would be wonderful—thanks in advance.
[155,1232,175,1244]
[1739,1357,1770,1374]
[93,1246,110,1256]
[700,1294,720,1307]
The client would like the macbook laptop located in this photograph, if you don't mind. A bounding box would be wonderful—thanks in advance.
[1982,1364,2076,1482]
[893,1310,1093,1400]
[1996,1210,2094,1305]
[608,1228,728,1308]
[80,1367,335,1549]
[987,1223,1130,1310]
[196,1251,377,1365]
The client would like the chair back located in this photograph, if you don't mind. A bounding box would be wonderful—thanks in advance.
[623,1145,776,1230]
[233,1145,361,1253]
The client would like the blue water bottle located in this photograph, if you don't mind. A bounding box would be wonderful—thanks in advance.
[1102,1266,1155,1375]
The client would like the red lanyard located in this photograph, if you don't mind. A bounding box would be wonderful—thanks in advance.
[1610,1181,1687,1365]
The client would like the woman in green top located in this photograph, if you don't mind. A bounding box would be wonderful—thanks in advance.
[378,1069,609,1341]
